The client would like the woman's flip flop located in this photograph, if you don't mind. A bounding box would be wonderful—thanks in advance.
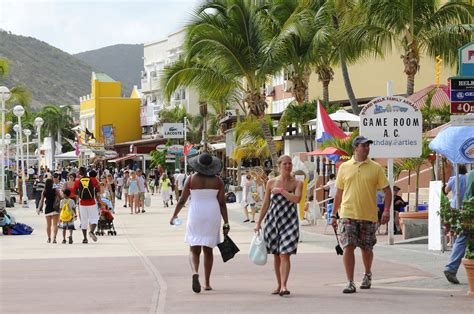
[192,274,201,293]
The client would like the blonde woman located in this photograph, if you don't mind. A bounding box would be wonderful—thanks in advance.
[128,171,140,214]
[255,155,302,296]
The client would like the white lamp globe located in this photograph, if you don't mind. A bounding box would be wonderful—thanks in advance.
[23,129,32,137]
[34,117,44,127]
[13,105,25,117]
[13,124,20,133]
[0,86,11,101]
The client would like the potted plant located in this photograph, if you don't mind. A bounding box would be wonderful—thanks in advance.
[439,196,474,296]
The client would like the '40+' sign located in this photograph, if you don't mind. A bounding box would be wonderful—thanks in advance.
[360,96,422,158]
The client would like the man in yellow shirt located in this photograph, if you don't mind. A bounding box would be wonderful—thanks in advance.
[331,136,392,294]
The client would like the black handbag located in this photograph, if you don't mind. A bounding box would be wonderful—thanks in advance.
[217,235,240,262]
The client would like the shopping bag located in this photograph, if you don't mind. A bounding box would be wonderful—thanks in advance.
[248,232,267,265]
[217,235,240,262]
[144,193,151,207]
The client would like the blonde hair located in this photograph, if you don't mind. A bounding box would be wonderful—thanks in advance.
[277,155,292,166]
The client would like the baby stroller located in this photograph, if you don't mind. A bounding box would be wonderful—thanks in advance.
[96,197,117,236]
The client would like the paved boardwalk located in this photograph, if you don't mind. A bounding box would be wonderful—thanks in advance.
[0,194,471,313]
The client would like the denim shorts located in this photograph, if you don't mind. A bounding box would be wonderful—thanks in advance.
[339,218,377,250]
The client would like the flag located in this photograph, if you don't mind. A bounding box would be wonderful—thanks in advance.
[183,143,194,156]
[316,100,347,143]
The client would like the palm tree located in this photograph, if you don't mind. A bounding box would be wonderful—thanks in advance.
[0,58,9,78]
[349,0,473,95]
[38,105,75,156]
[161,0,282,172]
[394,138,433,210]
[278,101,316,151]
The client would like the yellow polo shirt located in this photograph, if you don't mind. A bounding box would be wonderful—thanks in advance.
[335,157,389,222]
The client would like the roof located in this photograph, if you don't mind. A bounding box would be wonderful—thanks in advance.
[406,84,449,109]
[93,72,116,82]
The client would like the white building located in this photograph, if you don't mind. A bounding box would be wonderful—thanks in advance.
[140,29,200,138]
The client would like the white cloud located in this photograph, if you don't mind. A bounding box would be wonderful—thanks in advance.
[0,0,200,53]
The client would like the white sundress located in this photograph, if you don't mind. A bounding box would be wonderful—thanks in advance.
[185,188,221,248]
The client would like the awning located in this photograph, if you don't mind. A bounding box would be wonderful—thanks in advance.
[108,154,137,163]
[210,142,226,151]
[303,147,348,156]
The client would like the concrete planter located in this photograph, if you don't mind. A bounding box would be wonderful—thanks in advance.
[462,258,474,297]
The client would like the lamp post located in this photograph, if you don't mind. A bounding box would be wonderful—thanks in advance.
[13,105,28,208]
[5,133,11,171]
[34,117,44,167]
[23,129,32,175]
[0,86,11,208]
[13,124,19,175]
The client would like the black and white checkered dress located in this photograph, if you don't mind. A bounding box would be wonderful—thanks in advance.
[263,193,299,255]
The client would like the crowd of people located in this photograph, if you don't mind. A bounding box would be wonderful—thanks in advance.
[9,139,472,296]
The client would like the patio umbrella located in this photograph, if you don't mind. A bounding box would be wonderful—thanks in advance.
[305,147,348,162]
[305,109,360,127]
[429,125,474,209]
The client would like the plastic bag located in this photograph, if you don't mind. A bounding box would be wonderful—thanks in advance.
[248,232,267,265]
[145,193,151,207]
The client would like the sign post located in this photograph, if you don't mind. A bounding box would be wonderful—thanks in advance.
[360,83,423,244]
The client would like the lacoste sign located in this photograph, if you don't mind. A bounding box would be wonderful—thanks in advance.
[163,123,184,139]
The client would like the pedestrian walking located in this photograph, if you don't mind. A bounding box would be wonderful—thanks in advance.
[127,170,140,214]
[123,171,130,208]
[443,165,470,284]
[242,174,257,223]
[33,174,45,211]
[169,152,229,293]
[136,169,148,213]
[36,178,63,243]
[60,189,77,244]
[176,169,186,199]
[116,172,123,200]
[63,173,77,203]
[159,173,172,207]
[73,167,100,244]
[331,136,392,294]
[255,155,302,296]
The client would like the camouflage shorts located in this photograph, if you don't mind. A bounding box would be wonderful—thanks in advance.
[339,218,377,251]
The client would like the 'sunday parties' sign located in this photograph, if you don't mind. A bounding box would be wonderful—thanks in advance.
[360,96,422,158]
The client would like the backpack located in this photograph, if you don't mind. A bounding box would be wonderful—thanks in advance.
[60,199,72,222]
[10,223,33,235]
[78,177,94,200]
[225,192,236,203]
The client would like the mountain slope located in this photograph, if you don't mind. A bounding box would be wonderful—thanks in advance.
[74,44,143,95]
[0,30,93,109]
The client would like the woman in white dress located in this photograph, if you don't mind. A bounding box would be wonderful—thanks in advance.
[170,153,229,294]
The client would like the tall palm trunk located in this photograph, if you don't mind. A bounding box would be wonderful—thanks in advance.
[340,55,359,114]
[301,125,310,152]
[402,41,420,96]
[322,80,330,103]
[260,119,278,174]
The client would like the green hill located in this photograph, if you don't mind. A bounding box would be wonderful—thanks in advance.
[74,44,143,95]
[0,30,93,109]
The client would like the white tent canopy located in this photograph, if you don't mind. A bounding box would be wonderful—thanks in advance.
[306,109,360,127]
[55,150,94,160]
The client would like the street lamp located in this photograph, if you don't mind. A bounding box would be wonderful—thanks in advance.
[34,117,44,166]
[13,105,28,208]
[0,86,11,208]
[5,133,11,171]
[13,124,19,175]
[23,129,31,174]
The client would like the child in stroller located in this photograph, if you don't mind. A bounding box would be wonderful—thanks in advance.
[96,197,117,236]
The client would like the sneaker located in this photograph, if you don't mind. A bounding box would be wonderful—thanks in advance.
[89,231,98,242]
[343,281,356,294]
[123,204,127,208]
[443,271,460,284]
[82,239,88,244]
[62,239,67,244]
[68,236,73,244]
[360,273,372,289]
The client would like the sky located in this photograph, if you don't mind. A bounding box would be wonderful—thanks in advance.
[0,0,201,54]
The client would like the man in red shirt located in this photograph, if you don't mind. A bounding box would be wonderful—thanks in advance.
[74,167,101,244]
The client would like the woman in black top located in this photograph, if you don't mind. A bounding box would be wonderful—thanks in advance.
[37,179,62,243]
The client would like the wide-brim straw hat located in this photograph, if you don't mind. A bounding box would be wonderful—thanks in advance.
[188,152,222,176]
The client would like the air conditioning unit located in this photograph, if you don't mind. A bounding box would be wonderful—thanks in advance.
[265,85,274,95]
[283,80,293,92]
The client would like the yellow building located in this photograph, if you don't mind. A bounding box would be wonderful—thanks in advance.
[79,72,141,145]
